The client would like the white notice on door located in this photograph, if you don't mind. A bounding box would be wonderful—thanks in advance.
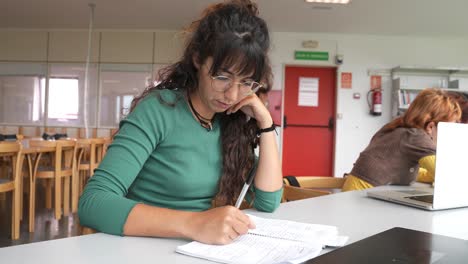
[298,77,319,107]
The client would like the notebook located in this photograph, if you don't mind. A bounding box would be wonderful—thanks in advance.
[305,227,468,264]
[176,214,348,264]
[367,122,468,210]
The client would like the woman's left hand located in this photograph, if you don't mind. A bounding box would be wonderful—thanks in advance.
[226,94,273,129]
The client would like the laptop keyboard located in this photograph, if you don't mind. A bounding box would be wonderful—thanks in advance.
[407,195,434,204]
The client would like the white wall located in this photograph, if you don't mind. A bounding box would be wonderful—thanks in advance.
[0,29,182,63]
[269,32,468,177]
[0,31,48,61]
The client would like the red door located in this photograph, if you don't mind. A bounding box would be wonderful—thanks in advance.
[282,66,336,177]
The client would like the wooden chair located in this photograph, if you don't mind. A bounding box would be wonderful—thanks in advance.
[78,128,98,139]
[0,142,22,239]
[29,139,76,229]
[282,176,345,202]
[101,137,113,157]
[18,126,41,138]
[0,126,19,135]
[110,128,118,137]
[81,226,97,235]
[74,138,105,212]
[43,127,68,135]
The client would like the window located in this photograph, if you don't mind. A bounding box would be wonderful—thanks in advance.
[47,63,98,127]
[0,63,46,125]
[47,78,79,120]
[99,64,152,127]
[0,62,155,129]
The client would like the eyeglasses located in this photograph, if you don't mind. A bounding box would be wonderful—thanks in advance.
[210,75,263,96]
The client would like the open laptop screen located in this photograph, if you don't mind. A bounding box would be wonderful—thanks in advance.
[432,122,468,209]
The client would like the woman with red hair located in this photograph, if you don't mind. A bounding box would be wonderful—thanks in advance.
[343,89,461,191]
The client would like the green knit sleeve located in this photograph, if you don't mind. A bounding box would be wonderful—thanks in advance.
[247,156,283,212]
[78,92,172,235]
[252,186,283,212]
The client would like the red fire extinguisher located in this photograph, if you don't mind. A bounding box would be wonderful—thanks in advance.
[367,88,382,116]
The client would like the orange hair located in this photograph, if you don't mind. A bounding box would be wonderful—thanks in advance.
[447,91,468,123]
[384,88,461,131]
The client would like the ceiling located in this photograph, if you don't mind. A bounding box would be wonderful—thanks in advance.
[1,0,468,37]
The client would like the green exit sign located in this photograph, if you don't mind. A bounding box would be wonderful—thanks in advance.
[294,51,329,61]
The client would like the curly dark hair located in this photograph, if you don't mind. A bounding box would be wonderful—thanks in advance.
[128,0,272,206]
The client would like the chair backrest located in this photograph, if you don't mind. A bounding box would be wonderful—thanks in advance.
[0,142,22,188]
[282,185,330,202]
[29,139,76,170]
[101,137,113,158]
[78,128,98,139]
[282,176,346,202]
[0,140,22,240]
[0,126,19,135]
[284,176,345,189]
[76,138,106,169]
[18,126,41,138]
[44,127,68,134]
[56,140,77,170]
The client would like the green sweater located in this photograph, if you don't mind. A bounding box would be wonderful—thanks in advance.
[78,89,282,235]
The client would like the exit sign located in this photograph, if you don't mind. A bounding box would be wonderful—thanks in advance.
[294,51,329,61]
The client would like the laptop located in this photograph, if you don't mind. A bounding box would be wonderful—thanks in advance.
[367,122,468,211]
[305,227,468,263]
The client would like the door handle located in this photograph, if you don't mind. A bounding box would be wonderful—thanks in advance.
[328,117,334,130]
[283,115,288,129]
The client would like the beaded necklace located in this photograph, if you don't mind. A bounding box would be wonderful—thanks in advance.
[187,95,214,131]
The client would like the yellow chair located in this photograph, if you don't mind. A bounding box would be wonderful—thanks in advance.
[0,142,22,239]
[29,139,76,230]
[282,176,345,202]
[74,138,105,211]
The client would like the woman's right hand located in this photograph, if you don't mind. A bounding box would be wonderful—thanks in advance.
[186,206,255,245]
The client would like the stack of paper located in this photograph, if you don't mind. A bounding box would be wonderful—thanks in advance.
[176,215,348,264]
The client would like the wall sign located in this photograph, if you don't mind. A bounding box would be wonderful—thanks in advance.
[294,51,329,61]
[298,77,319,107]
[370,75,382,90]
[341,72,352,89]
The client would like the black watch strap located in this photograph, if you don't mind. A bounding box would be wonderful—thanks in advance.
[256,123,276,137]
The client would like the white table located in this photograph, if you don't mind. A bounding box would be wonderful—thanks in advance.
[1,185,468,264]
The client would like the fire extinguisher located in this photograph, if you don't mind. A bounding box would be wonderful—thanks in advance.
[367,88,382,116]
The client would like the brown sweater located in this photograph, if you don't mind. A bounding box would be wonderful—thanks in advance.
[350,127,435,186]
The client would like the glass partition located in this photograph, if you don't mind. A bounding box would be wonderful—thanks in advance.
[99,64,152,127]
[0,63,47,125]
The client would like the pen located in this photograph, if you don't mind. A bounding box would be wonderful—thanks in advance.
[235,172,256,208]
